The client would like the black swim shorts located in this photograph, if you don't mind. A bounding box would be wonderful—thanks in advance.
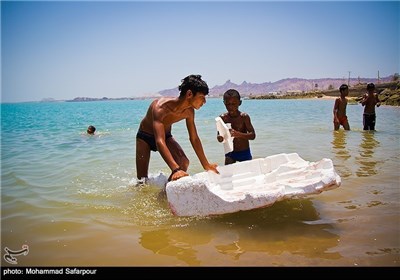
[136,130,172,151]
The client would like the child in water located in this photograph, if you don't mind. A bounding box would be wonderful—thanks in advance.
[217,89,256,165]
[87,125,96,135]
[333,84,350,130]
[360,82,381,130]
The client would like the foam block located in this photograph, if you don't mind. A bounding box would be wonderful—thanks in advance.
[166,153,341,216]
[215,117,234,153]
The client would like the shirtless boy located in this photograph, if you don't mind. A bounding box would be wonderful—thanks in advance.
[217,89,256,165]
[136,74,219,182]
[333,84,350,130]
[360,82,381,130]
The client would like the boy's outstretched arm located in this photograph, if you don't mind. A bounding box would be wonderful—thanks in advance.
[360,93,368,106]
[153,120,182,170]
[152,108,189,181]
[186,115,219,174]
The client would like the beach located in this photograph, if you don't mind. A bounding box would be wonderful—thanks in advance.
[1,98,399,266]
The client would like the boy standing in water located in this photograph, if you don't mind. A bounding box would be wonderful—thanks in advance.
[333,84,350,130]
[360,82,381,130]
[217,89,256,165]
[136,74,219,182]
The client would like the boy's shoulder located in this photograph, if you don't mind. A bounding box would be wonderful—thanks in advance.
[240,111,251,118]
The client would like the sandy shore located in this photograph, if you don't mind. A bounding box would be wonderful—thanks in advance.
[315,95,336,100]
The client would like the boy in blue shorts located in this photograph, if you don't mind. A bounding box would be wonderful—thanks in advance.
[217,89,256,165]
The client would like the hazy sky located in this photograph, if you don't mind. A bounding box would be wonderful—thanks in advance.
[1,0,399,103]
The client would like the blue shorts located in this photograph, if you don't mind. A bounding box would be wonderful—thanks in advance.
[225,148,252,162]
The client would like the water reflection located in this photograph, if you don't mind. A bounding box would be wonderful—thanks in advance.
[138,199,341,265]
[356,131,380,177]
[139,227,210,266]
[213,199,341,261]
[331,130,352,178]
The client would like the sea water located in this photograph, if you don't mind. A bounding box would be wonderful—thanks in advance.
[1,98,399,266]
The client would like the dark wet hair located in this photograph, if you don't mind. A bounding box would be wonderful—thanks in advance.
[223,89,241,100]
[339,84,348,93]
[178,74,209,97]
[367,82,375,90]
[87,125,96,134]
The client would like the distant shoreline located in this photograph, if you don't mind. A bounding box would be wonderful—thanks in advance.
[3,81,398,106]
[249,81,400,106]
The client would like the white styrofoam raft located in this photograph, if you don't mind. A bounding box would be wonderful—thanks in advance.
[166,153,341,217]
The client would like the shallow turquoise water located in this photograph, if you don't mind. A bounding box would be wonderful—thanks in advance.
[1,98,399,266]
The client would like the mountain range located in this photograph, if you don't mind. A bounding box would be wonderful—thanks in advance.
[158,75,396,97]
